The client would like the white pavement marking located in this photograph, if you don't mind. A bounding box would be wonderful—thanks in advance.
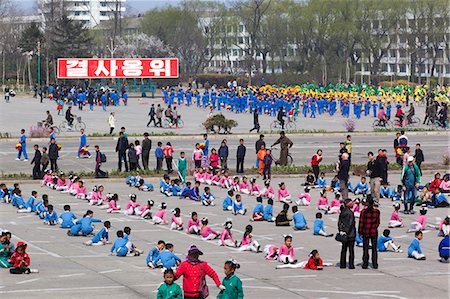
[65,254,106,258]
[16,278,40,285]
[288,289,407,299]
[130,229,162,232]
[240,278,255,281]
[0,286,126,294]
[383,257,410,260]
[58,273,86,278]
[352,273,386,276]
[12,235,62,258]
[245,286,280,290]
[279,274,317,279]
[98,269,123,274]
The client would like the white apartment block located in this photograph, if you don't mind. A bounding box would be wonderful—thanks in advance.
[39,0,126,28]
[204,17,450,81]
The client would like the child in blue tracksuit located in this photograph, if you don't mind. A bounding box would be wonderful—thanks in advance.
[171,180,182,197]
[68,210,102,236]
[353,177,369,195]
[232,194,246,215]
[189,181,200,201]
[313,213,333,237]
[12,191,26,209]
[43,205,58,225]
[439,235,450,263]
[263,199,275,222]
[85,221,111,246]
[292,206,307,230]
[252,196,264,221]
[380,182,391,199]
[222,190,233,211]
[18,191,38,213]
[153,243,181,270]
[146,240,166,268]
[377,229,402,253]
[316,172,327,188]
[201,187,215,206]
[408,231,425,260]
[180,182,192,199]
[160,176,171,196]
[17,129,28,160]
[110,230,129,257]
[59,205,77,228]
[34,195,48,219]
[392,185,403,201]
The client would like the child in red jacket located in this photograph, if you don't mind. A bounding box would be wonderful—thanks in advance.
[8,242,38,274]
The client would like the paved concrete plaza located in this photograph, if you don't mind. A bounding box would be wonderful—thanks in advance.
[0,93,434,137]
[1,133,448,175]
[0,173,449,299]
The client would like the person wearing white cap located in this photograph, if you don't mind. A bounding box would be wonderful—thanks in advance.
[401,155,421,214]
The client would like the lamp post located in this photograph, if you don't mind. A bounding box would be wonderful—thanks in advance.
[37,41,41,87]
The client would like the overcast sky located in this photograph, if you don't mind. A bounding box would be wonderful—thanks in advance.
[13,0,207,14]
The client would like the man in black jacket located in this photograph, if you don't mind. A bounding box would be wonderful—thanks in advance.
[116,132,129,172]
[338,153,350,200]
[147,104,156,127]
[236,139,246,173]
[142,132,152,170]
[367,151,382,206]
[414,143,424,175]
[31,144,42,179]
[94,145,107,178]
[218,139,228,170]
[48,138,59,171]
[249,108,260,133]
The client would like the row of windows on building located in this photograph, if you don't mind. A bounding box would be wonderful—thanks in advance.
[207,59,450,74]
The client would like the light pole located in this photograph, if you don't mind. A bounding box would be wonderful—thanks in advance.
[37,41,41,87]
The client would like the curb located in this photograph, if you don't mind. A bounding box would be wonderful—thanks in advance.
[0,130,446,142]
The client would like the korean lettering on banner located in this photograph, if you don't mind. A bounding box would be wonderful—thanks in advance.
[58,58,178,78]
[66,59,88,77]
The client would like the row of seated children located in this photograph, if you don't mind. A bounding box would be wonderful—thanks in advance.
[304,171,370,195]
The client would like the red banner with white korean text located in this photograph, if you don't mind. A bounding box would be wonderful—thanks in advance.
[57,58,179,78]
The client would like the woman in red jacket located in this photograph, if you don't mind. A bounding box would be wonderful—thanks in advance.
[175,245,224,298]
[311,149,323,182]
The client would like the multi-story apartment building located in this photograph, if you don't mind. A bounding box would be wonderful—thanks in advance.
[38,0,126,28]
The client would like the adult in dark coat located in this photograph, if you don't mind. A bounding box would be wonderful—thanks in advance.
[249,108,260,132]
[338,199,356,269]
[142,133,152,170]
[116,132,129,172]
[271,131,293,166]
[337,153,350,200]
[236,139,246,173]
[48,138,59,172]
[31,144,42,179]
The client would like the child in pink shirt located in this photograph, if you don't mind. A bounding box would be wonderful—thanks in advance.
[278,235,296,264]
[89,185,105,206]
[170,207,183,230]
[211,170,221,186]
[239,177,251,195]
[264,245,279,260]
[75,180,87,199]
[261,180,275,200]
[296,186,312,206]
[408,206,427,232]
[140,200,154,219]
[106,194,121,213]
[388,202,403,228]
[219,171,231,189]
[277,182,292,203]
[186,211,200,234]
[250,178,261,196]
[200,217,219,240]
[124,194,140,215]
[317,190,329,211]
[55,173,68,191]
[194,168,204,183]
[231,176,240,192]
[203,168,213,185]
[351,198,361,218]
[239,225,260,252]
[219,220,237,247]
[42,170,54,188]
[327,193,341,214]
[153,202,168,224]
